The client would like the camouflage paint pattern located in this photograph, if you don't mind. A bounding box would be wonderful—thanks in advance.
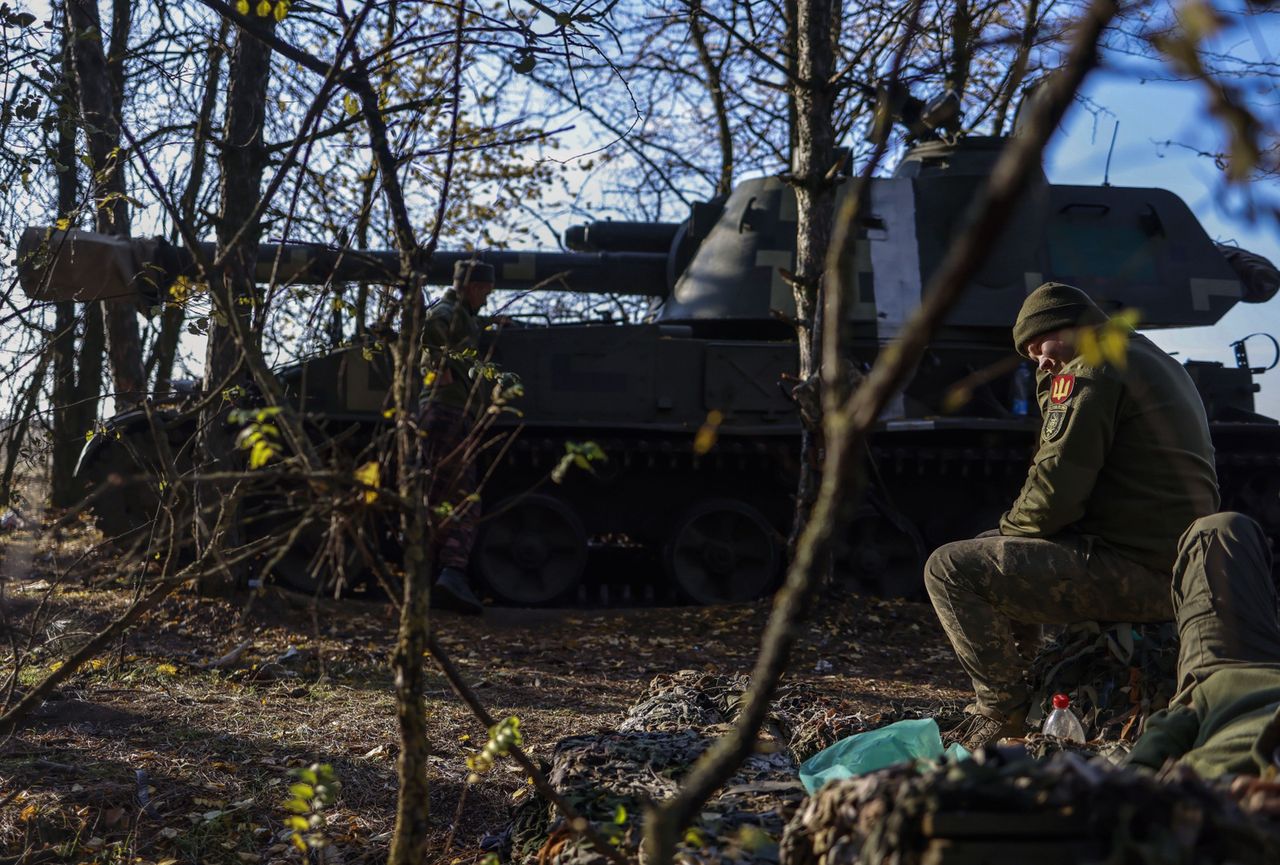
[925,531,1173,718]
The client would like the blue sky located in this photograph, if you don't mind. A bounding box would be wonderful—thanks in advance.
[1046,9,1280,416]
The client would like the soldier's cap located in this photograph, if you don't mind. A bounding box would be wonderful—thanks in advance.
[453,260,495,285]
[1013,282,1108,357]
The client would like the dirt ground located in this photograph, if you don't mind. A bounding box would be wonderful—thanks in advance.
[0,519,968,865]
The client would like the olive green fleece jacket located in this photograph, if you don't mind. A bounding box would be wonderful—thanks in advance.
[999,332,1220,573]
[1127,666,1280,777]
[419,289,483,415]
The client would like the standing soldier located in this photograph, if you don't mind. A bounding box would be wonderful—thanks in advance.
[925,282,1220,749]
[419,260,495,615]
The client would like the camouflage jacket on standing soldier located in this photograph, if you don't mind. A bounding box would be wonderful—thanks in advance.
[999,298,1220,573]
[419,288,482,416]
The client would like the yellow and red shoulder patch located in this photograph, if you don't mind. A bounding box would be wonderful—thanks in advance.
[1049,373,1075,404]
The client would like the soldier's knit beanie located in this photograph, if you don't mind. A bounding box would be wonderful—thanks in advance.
[1013,282,1109,357]
[452,260,495,285]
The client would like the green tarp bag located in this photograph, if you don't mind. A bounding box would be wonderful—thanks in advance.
[798,718,970,793]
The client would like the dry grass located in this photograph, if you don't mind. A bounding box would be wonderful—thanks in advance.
[0,518,966,865]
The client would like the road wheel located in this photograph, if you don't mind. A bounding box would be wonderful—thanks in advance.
[837,507,925,599]
[664,498,780,604]
[77,412,197,550]
[474,494,587,605]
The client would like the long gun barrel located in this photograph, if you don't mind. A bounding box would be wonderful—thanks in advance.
[16,227,671,305]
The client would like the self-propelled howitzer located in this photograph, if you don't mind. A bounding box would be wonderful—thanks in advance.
[18,134,1280,605]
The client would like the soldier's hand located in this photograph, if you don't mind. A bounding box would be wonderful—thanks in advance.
[1230,775,1280,817]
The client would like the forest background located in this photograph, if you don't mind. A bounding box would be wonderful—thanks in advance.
[0,1,1278,865]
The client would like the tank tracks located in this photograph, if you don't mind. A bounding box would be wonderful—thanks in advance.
[75,414,1280,605]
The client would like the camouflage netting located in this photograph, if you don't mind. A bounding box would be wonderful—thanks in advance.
[500,667,1280,865]
[1024,621,1179,743]
[780,749,1280,865]
[504,671,959,864]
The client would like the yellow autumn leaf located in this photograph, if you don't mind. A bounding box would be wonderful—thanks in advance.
[1099,326,1131,369]
[941,385,972,414]
[256,0,272,17]
[1111,307,1142,330]
[354,462,380,504]
[169,275,192,304]
[273,0,290,22]
[1076,325,1102,368]
[248,438,275,470]
[55,217,71,231]
[424,371,437,387]
[155,663,178,676]
[1178,0,1224,42]
[693,410,724,455]
[235,0,250,13]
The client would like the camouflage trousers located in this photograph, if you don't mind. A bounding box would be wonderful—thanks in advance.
[925,531,1173,719]
[419,402,480,573]
[1171,512,1280,696]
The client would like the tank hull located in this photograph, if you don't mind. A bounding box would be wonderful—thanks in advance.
[74,323,1280,603]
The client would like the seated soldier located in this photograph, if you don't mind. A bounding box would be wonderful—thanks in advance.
[1128,512,1280,777]
[927,283,1220,749]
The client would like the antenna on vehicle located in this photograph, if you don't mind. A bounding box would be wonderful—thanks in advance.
[1102,120,1119,186]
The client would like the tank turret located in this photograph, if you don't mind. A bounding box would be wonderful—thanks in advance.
[659,135,1271,334]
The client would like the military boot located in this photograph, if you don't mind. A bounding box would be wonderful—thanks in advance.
[943,707,1028,750]
[433,567,483,615]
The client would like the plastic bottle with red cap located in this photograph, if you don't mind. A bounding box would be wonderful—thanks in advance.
[1042,693,1087,743]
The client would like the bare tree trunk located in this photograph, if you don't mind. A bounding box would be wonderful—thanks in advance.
[2,351,53,505]
[198,14,276,591]
[50,9,85,507]
[353,1,399,336]
[65,0,145,408]
[77,302,105,427]
[786,0,841,563]
[50,302,81,507]
[949,0,973,101]
[784,0,799,170]
[690,0,734,197]
[150,17,230,392]
[382,0,447,844]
